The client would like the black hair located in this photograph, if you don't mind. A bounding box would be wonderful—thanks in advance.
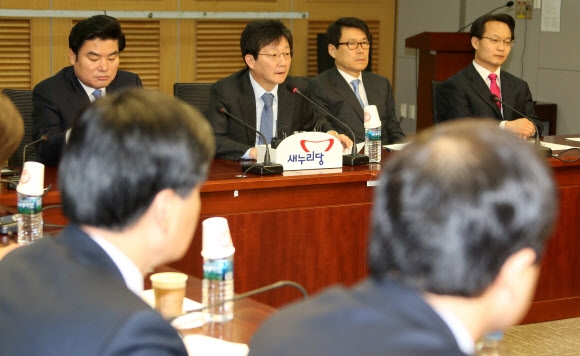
[59,88,215,230]
[470,13,515,41]
[69,15,126,55]
[326,17,372,47]
[240,19,293,63]
[369,119,556,297]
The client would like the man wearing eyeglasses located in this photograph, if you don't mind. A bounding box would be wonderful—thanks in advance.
[436,14,541,139]
[309,17,405,146]
[206,20,349,161]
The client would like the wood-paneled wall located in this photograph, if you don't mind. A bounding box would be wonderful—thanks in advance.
[0,0,395,94]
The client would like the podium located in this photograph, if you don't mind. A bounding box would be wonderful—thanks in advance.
[405,32,473,132]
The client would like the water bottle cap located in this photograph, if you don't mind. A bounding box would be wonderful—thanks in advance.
[484,331,504,341]
[201,217,235,259]
[16,161,45,196]
[363,105,381,129]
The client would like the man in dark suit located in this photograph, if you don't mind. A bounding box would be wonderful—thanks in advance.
[309,17,405,145]
[249,120,557,355]
[206,19,350,161]
[0,88,215,355]
[32,15,142,166]
[436,14,540,139]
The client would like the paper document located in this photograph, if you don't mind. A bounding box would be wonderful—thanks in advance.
[537,141,575,151]
[384,142,409,151]
[182,334,249,356]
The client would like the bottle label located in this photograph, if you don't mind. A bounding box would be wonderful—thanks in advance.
[17,195,42,214]
[366,128,381,141]
[203,258,234,281]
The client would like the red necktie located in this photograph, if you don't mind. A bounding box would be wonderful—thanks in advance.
[489,73,501,110]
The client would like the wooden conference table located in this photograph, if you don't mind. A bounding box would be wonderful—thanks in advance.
[146,266,276,344]
[2,136,580,325]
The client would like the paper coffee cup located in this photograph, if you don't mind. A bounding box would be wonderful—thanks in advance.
[363,105,381,129]
[150,272,188,319]
[17,161,45,196]
[201,217,235,259]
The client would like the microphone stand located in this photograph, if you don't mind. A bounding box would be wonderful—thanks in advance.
[289,86,369,166]
[457,1,515,32]
[218,108,283,175]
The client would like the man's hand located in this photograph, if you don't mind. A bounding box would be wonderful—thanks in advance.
[328,131,353,150]
[0,243,19,261]
[504,118,535,140]
[249,147,258,160]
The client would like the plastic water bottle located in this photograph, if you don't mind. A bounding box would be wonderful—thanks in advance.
[363,105,382,163]
[16,161,45,245]
[17,192,43,245]
[476,331,512,355]
[202,254,234,322]
[201,217,235,323]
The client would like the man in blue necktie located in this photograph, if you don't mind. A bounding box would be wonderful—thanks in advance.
[32,15,142,166]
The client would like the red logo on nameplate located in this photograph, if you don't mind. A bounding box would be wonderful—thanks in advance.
[299,139,334,152]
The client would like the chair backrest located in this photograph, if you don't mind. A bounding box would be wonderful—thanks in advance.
[432,81,443,124]
[173,83,213,113]
[2,89,34,167]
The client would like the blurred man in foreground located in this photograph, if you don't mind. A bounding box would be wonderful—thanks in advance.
[0,88,214,355]
[249,119,557,355]
[0,93,24,259]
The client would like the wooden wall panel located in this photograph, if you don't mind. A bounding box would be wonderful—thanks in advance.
[0,19,31,90]
[0,0,396,94]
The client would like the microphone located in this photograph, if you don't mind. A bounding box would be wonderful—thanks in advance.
[170,280,308,328]
[489,94,552,157]
[217,107,283,175]
[288,85,369,166]
[22,135,48,166]
[457,1,515,32]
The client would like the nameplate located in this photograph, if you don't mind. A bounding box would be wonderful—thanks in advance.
[257,132,343,170]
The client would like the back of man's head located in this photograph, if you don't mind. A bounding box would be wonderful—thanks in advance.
[69,15,126,55]
[59,88,215,231]
[369,119,556,297]
[0,94,24,163]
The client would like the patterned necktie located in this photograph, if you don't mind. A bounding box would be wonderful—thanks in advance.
[488,74,501,110]
[92,89,103,100]
[351,79,365,108]
[260,93,274,145]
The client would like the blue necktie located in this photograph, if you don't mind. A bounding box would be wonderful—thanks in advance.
[260,93,274,145]
[351,79,365,108]
[92,89,103,100]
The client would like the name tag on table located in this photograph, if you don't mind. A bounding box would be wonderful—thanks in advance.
[257,132,343,170]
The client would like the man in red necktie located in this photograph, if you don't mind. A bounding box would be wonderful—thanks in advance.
[436,14,540,140]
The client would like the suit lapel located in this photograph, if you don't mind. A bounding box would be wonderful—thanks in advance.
[330,68,364,123]
[64,67,92,105]
[277,81,293,135]
[236,72,258,145]
[466,64,503,119]
[362,72,381,106]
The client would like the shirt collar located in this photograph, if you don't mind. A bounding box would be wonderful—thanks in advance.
[473,60,501,84]
[432,307,476,355]
[77,79,107,102]
[336,67,363,85]
[88,233,144,296]
[249,72,278,103]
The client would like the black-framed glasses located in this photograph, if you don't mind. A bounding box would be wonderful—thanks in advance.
[257,51,294,60]
[480,36,515,47]
[337,41,370,50]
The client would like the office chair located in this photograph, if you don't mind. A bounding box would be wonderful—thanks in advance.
[2,89,35,167]
[173,83,213,113]
[431,81,443,124]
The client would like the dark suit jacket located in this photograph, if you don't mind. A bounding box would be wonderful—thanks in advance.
[32,66,142,166]
[249,278,467,356]
[205,68,316,161]
[309,67,405,145]
[436,63,542,134]
[0,224,187,356]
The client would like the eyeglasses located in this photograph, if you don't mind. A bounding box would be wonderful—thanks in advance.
[480,37,515,47]
[337,41,370,50]
[257,52,294,60]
